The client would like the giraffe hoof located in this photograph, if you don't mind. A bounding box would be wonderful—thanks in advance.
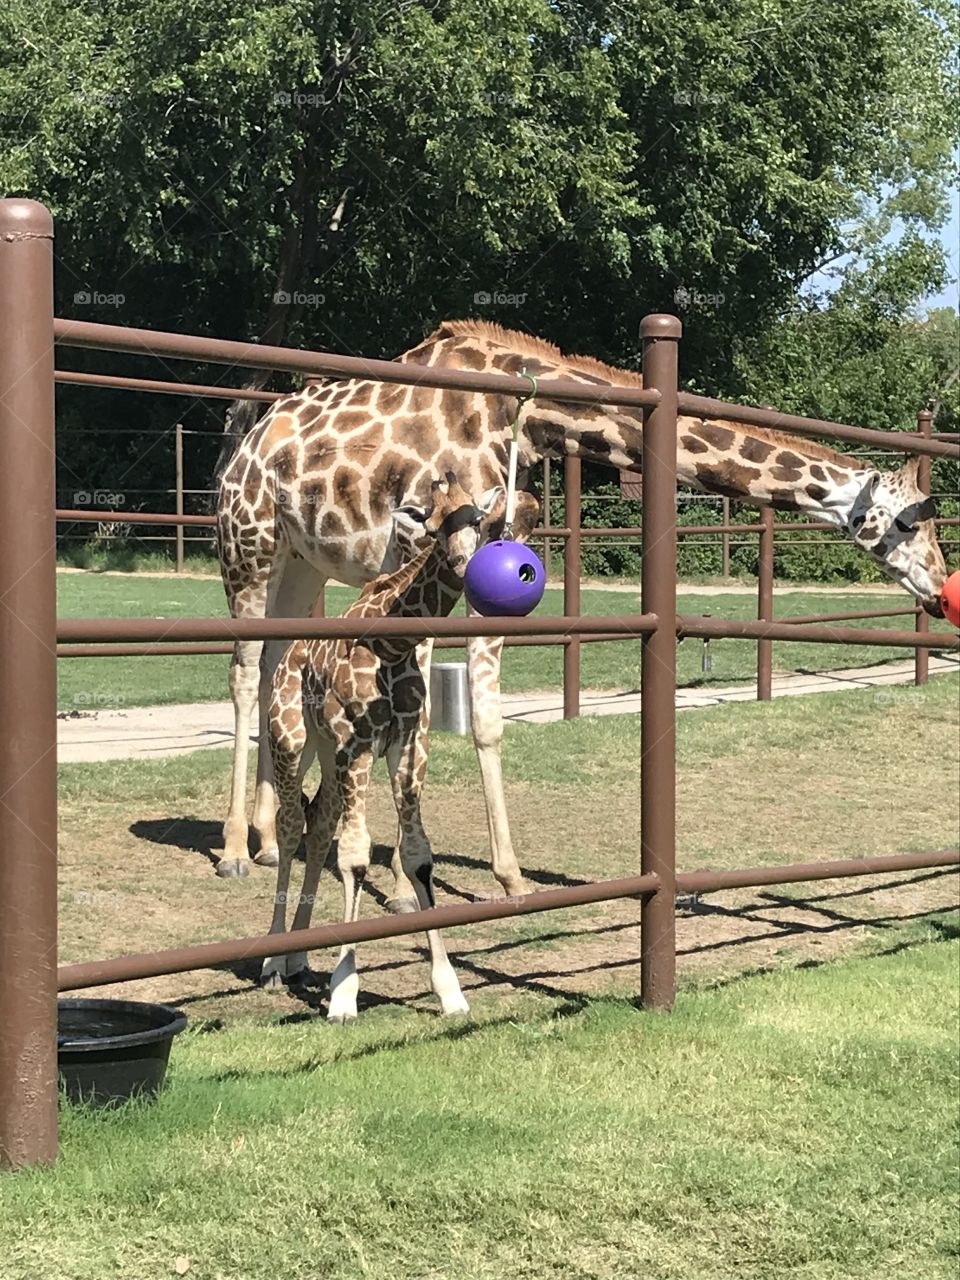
[253,849,279,868]
[327,1012,357,1026]
[384,896,419,915]
[442,1003,471,1018]
[215,858,251,879]
[260,970,286,991]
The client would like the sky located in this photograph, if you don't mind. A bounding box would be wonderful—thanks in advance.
[926,182,960,313]
[806,183,959,315]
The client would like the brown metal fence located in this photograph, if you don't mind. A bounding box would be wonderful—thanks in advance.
[1,198,958,1170]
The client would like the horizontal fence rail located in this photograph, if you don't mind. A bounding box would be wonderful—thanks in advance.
[55,319,662,410]
[56,613,661,644]
[677,392,960,460]
[55,632,634,659]
[55,612,958,650]
[677,616,957,648]
[55,369,284,403]
[57,849,960,992]
[784,606,919,625]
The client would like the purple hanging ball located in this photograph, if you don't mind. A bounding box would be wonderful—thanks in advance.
[464,540,546,616]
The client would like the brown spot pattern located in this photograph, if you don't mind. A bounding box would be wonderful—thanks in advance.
[692,422,736,450]
[681,434,709,454]
[694,459,761,497]
[739,437,774,463]
[332,465,364,529]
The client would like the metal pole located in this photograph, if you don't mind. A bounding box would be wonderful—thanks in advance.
[640,314,680,1011]
[721,496,730,577]
[174,422,185,574]
[0,200,58,1170]
[915,409,932,686]
[757,506,774,700]
[563,453,582,719]
[542,456,552,580]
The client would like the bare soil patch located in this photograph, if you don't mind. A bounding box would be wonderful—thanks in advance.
[60,766,959,1023]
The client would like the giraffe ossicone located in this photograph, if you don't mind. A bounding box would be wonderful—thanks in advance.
[216,319,948,889]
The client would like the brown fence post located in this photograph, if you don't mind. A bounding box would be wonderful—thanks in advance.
[721,496,730,577]
[0,199,59,1170]
[640,314,680,1011]
[542,456,552,581]
[563,453,582,719]
[174,422,185,574]
[757,506,774,700]
[915,409,933,686]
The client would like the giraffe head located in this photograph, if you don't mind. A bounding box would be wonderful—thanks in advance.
[392,473,499,581]
[846,456,947,616]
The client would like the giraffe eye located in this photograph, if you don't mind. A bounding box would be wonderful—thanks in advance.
[894,517,915,534]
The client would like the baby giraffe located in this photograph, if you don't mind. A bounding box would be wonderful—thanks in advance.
[262,474,538,1022]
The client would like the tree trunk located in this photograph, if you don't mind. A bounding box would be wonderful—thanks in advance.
[211,33,364,493]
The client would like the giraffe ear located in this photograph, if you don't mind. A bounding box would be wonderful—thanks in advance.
[512,491,541,539]
[477,486,506,519]
[392,503,434,541]
[476,487,540,539]
[861,471,882,503]
[393,503,429,523]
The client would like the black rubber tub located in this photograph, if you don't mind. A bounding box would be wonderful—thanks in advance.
[58,998,187,1107]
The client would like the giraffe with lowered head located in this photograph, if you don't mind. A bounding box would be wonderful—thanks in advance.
[216,319,948,894]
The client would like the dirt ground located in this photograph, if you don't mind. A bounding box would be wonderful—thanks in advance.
[59,766,960,1024]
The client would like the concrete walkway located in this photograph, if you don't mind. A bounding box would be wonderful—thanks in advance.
[57,656,958,763]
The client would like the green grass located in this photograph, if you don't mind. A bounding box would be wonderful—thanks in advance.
[55,679,959,980]
[33,680,960,1276]
[56,571,955,711]
[3,936,958,1279]
[56,675,959,796]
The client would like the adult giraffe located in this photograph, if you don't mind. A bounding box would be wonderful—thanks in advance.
[216,319,948,886]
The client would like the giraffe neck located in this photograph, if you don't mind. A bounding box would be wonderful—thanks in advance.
[353,543,463,660]
[417,324,872,525]
[671,419,872,520]
[512,392,870,523]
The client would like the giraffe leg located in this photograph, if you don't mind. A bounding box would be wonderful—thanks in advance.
[389,732,469,1016]
[385,639,434,913]
[260,741,314,988]
[251,561,326,868]
[284,750,342,982]
[219,635,264,877]
[466,631,529,899]
[327,749,375,1024]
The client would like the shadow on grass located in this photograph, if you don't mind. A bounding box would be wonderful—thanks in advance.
[130,816,225,868]
[116,844,958,1023]
[130,816,311,869]
[128,818,595,896]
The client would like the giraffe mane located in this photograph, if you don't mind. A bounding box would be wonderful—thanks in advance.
[424,319,645,387]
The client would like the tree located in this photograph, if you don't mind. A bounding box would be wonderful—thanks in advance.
[1,0,955,506]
